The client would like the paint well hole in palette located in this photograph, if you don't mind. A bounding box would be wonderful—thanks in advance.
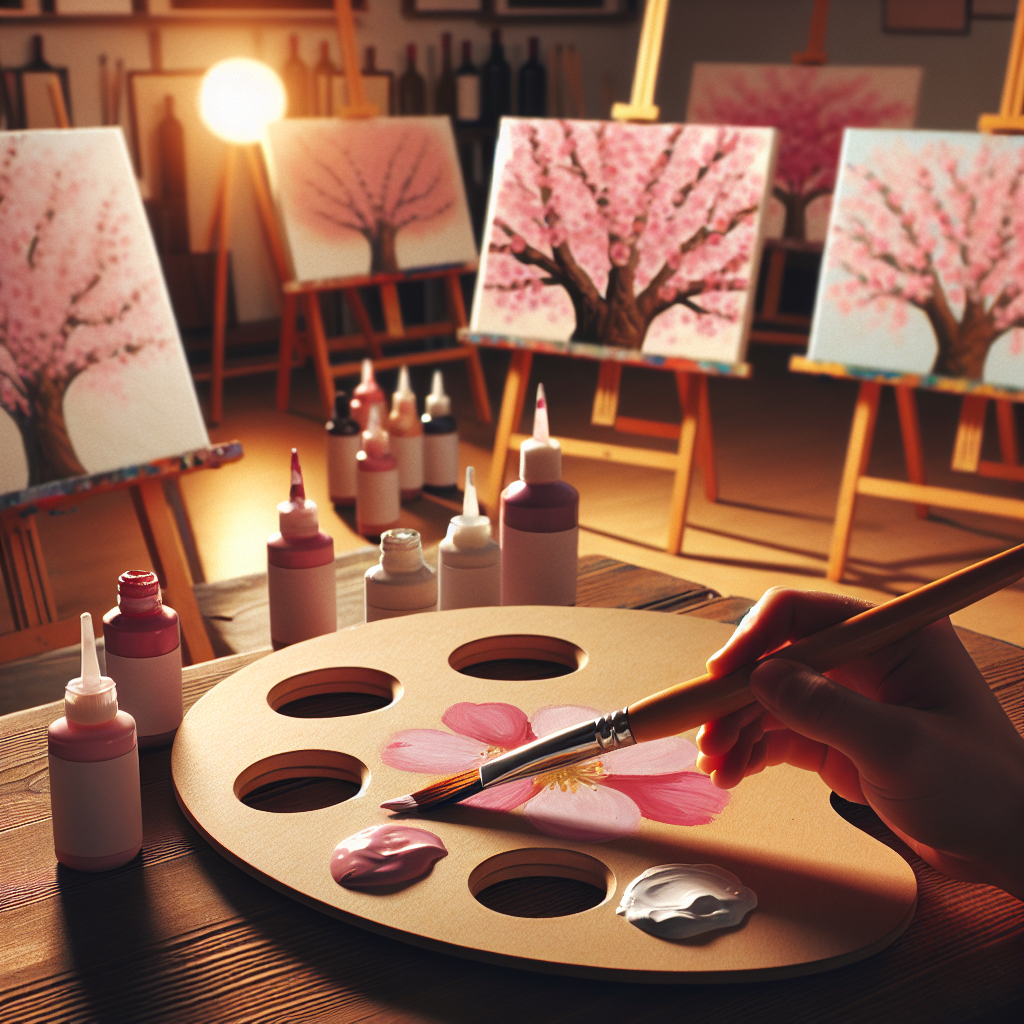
[449,635,587,681]
[268,668,401,718]
[469,849,613,919]
[235,750,367,813]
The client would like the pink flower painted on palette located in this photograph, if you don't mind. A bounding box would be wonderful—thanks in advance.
[381,702,729,843]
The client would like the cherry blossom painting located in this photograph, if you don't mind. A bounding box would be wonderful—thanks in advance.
[0,129,208,498]
[262,116,477,283]
[470,119,777,365]
[808,129,1024,386]
[382,701,729,844]
[687,64,921,242]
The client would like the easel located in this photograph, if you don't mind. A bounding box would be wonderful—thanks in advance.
[273,0,492,424]
[0,444,241,666]
[796,1,1024,582]
[749,0,828,348]
[468,0,741,555]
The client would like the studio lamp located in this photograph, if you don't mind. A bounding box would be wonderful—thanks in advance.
[198,58,288,425]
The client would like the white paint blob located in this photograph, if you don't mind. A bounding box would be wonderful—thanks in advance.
[616,863,757,940]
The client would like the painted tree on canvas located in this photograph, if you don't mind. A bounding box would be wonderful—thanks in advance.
[829,139,1024,380]
[690,68,914,240]
[0,136,168,486]
[485,121,770,350]
[284,122,459,275]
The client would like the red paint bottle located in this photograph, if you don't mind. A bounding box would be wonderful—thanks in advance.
[356,403,401,538]
[500,384,579,606]
[102,569,182,749]
[350,358,386,430]
[267,449,337,649]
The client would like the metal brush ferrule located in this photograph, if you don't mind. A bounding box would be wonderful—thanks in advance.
[479,708,635,789]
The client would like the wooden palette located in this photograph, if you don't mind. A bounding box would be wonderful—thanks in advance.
[171,607,917,984]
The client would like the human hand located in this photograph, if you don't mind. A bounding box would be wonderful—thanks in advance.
[696,588,1024,899]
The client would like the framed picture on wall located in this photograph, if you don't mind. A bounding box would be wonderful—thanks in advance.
[404,0,482,14]
[492,0,633,15]
[882,0,969,33]
[971,0,1017,17]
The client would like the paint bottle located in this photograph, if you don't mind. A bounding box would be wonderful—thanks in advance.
[422,370,459,494]
[327,391,361,508]
[388,366,424,501]
[356,403,401,538]
[364,528,437,622]
[350,358,386,430]
[438,466,501,610]
[47,613,143,872]
[102,569,182,749]
[267,449,337,649]
[500,384,579,606]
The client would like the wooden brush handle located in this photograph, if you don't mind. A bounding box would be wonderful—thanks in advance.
[627,541,1024,743]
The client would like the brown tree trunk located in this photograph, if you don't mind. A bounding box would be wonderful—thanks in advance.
[370,221,399,274]
[568,262,652,349]
[774,187,807,242]
[22,374,86,485]
[925,297,1001,380]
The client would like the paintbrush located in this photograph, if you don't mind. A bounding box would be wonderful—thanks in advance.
[382,541,1024,814]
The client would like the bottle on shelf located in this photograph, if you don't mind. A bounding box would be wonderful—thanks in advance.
[399,43,427,115]
[314,41,335,117]
[350,358,386,430]
[327,391,361,508]
[518,36,547,117]
[421,370,459,494]
[267,449,337,649]
[455,40,481,125]
[364,528,437,623]
[388,366,424,501]
[438,467,501,611]
[362,46,387,114]
[480,28,511,128]
[356,403,401,539]
[500,384,579,607]
[435,32,456,118]
[47,613,143,872]
[282,34,312,118]
[102,569,182,750]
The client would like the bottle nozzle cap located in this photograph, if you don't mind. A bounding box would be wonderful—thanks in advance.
[65,613,118,724]
[361,358,375,385]
[520,383,561,483]
[449,466,492,548]
[425,370,451,417]
[279,448,320,537]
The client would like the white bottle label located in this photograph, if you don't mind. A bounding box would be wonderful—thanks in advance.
[438,559,501,610]
[391,434,424,493]
[457,76,481,121]
[357,467,401,530]
[500,523,578,606]
[268,560,337,646]
[423,433,459,488]
[104,647,182,739]
[49,748,143,859]
[327,434,361,502]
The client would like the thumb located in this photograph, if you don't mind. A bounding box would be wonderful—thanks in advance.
[750,658,906,769]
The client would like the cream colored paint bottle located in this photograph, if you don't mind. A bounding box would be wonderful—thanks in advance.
[438,466,501,610]
[365,528,438,622]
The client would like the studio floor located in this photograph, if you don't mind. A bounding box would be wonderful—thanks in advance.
[3,341,1023,715]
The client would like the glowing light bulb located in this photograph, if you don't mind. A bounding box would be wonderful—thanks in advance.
[200,58,286,145]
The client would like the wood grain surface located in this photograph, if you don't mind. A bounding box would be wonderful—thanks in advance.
[2,557,1021,1024]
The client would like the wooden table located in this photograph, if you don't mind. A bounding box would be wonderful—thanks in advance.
[2,557,1022,1023]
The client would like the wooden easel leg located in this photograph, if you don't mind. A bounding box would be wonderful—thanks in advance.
[209,145,238,428]
[666,372,701,556]
[484,350,532,515]
[379,283,404,345]
[591,361,622,427]
[130,480,214,666]
[304,293,337,419]
[894,385,928,519]
[344,287,378,354]
[826,381,881,582]
[0,509,57,629]
[996,400,1019,466]
[695,375,718,503]
[276,292,298,413]
[951,395,987,474]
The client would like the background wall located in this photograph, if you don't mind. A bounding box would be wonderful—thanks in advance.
[0,0,1015,322]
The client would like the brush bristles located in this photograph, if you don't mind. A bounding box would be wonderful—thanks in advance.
[381,767,482,813]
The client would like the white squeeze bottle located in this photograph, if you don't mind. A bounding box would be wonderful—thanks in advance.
[438,466,501,610]
[364,528,438,622]
[422,370,459,493]
[47,613,144,871]
[500,384,579,606]
[388,366,424,501]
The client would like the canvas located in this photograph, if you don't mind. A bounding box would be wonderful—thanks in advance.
[686,64,921,243]
[470,118,777,365]
[262,116,477,284]
[0,128,209,497]
[807,129,1024,387]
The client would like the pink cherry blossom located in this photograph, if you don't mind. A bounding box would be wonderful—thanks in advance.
[381,701,729,843]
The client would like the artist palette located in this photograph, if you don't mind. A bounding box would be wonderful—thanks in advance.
[171,607,917,983]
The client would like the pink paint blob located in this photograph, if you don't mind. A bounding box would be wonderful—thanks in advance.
[329,825,447,890]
